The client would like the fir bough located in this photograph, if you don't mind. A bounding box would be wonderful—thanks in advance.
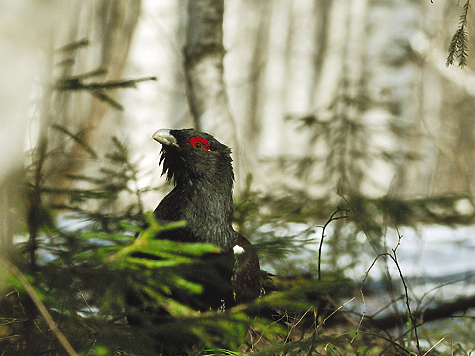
[447,0,470,68]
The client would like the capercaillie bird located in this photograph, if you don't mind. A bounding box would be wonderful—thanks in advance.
[124,129,264,356]
[127,128,261,320]
[151,128,261,308]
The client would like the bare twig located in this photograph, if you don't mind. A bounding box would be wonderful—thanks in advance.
[423,335,453,356]
[317,207,349,282]
[317,297,355,328]
[392,227,422,356]
[357,228,422,356]
[0,256,78,356]
[284,307,313,343]
[354,252,386,343]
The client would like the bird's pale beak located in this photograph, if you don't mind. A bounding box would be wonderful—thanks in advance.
[152,129,179,148]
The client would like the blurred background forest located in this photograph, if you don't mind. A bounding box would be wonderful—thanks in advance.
[1,0,475,355]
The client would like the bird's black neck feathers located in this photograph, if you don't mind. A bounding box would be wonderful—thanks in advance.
[154,129,237,252]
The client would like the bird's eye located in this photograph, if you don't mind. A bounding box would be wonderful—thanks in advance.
[189,136,211,151]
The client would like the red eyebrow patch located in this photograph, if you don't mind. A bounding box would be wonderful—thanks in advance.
[189,136,211,151]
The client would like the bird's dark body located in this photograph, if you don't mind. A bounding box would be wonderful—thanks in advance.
[154,129,236,251]
[149,129,235,311]
[151,129,260,309]
[127,129,261,354]
[127,129,262,354]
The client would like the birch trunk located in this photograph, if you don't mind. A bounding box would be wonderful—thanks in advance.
[184,0,243,187]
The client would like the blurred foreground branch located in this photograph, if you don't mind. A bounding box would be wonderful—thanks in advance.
[0,256,78,356]
[367,295,475,330]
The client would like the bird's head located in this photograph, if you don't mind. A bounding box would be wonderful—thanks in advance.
[152,128,234,187]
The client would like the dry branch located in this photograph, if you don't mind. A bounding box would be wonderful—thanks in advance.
[0,256,78,356]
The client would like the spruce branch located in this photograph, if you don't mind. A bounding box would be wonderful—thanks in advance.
[52,124,98,159]
[56,38,90,53]
[447,0,470,68]
[55,71,157,110]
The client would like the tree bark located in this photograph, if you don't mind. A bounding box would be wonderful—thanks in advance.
[184,0,242,182]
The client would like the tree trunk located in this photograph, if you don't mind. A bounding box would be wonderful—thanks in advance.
[184,0,243,187]
[47,0,142,202]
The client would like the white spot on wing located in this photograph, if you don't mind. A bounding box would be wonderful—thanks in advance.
[233,245,244,254]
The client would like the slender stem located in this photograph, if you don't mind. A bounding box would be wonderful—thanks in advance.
[392,227,422,356]
[317,207,349,281]
[0,256,78,356]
